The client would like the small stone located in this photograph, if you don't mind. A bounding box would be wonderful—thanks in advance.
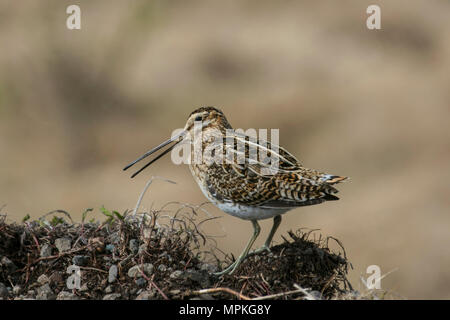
[103,293,121,300]
[37,274,50,285]
[135,277,147,288]
[109,232,120,244]
[127,263,154,278]
[138,244,147,255]
[54,238,71,253]
[135,290,155,300]
[105,285,113,294]
[200,263,218,273]
[129,239,139,254]
[12,285,21,295]
[40,244,52,258]
[108,265,118,283]
[36,284,55,300]
[1,256,17,273]
[309,290,323,300]
[170,270,184,280]
[185,269,210,287]
[157,264,167,272]
[169,289,181,295]
[57,291,79,300]
[0,283,9,298]
[72,255,90,266]
[105,244,115,253]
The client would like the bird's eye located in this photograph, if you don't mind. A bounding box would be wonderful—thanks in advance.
[195,115,202,121]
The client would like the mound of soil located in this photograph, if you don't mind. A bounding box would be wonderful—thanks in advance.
[0,210,353,300]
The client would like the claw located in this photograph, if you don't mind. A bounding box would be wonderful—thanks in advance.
[250,245,271,255]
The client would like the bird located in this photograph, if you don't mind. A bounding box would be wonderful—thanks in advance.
[123,106,347,275]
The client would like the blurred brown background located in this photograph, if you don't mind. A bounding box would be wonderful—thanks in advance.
[1,0,449,299]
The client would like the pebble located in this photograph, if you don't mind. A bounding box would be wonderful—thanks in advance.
[12,285,21,295]
[138,244,147,255]
[170,270,184,280]
[1,256,17,273]
[104,285,113,294]
[169,289,181,295]
[309,290,323,300]
[103,293,121,300]
[57,291,79,300]
[72,255,90,266]
[40,244,52,257]
[127,263,154,278]
[108,265,118,283]
[0,282,9,298]
[185,269,210,287]
[129,239,139,254]
[37,274,50,285]
[135,290,155,300]
[36,284,55,300]
[135,277,147,288]
[157,264,167,272]
[109,232,120,244]
[54,238,72,253]
[105,244,115,253]
[200,263,218,273]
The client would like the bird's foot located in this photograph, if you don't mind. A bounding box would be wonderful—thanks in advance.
[213,254,248,276]
[250,244,271,256]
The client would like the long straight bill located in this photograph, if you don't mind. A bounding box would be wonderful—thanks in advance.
[123,130,186,178]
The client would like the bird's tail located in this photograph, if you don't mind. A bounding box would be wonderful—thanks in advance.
[319,174,348,185]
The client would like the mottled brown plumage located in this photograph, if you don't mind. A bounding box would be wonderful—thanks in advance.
[124,106,347,275]
[186,107,346,213]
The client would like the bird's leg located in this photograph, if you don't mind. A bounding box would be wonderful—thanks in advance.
[251,215,282,255]
[214,220,260,276]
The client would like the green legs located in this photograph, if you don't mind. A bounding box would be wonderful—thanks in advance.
[251,215,282,255]
[214,215,282,276]
[214,220,260,276]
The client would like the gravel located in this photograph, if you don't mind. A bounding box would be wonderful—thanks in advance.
[108,265,118,283]
[0,214,353,300]
[54,238,72,253]
[57,291,80,300]
[170,270,184,280]
[37,274,50,285]
[103,293,121,300]
[36,284,55,300]
[135,290,155,300]
[72,255,90,266]
[127,263,154,278]
[129,239,139,254]
[135,277,147,288]
[40,244,52,257]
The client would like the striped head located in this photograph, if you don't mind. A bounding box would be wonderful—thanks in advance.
[183,106,232,134]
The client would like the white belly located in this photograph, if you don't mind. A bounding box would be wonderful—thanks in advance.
[190,165,290,220]
[215,201,290,220]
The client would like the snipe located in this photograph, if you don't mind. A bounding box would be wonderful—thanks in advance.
[124,106,347,275]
